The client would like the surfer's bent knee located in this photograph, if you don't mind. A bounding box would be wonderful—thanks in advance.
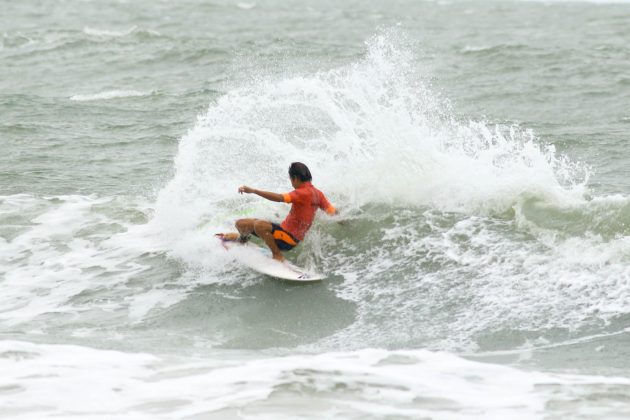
[235,218,253,229]
[252,219,272,235]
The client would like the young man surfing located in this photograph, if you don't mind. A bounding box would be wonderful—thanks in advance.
[216,162,337,261]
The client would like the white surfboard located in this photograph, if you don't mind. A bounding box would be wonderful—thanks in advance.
[220,240,325,281]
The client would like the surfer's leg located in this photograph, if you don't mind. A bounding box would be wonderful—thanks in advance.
[234,218,257,242]
[253,220,284,261]
[216,218,256,242]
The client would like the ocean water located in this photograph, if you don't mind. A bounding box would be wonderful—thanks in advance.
[2,0,630,418]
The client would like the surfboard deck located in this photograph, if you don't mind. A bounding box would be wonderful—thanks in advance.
[219,239,325,281]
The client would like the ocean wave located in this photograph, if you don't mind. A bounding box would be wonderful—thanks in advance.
[236,2,257,9]
[82,26,161,38]
[143,30,630,352]
[2,340,629,419]
[461,43,528,54]
[69,90,155,101]
[153,29,588,240]
[1,32,36,49]
[4,30,630,356]
[0,194,188,327]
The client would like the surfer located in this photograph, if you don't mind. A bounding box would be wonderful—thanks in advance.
[216,162,337,261]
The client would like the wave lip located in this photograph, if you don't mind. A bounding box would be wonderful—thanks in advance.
[236,2,257,9]
[82,26,160,38]
[69,90,155,101]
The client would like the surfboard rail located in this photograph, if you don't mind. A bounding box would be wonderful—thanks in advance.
[219,239,325,281]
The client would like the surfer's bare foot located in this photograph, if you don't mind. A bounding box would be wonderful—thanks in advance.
[215,233,239,242]
[272,253,285,262]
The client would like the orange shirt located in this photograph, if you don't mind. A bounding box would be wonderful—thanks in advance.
[281,182,336,241]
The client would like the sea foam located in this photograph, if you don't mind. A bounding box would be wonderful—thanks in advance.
[2,340,629,419]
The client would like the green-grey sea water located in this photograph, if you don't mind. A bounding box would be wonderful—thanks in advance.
[2,0,630,418]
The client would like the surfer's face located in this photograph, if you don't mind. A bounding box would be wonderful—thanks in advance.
[290,176,300,189]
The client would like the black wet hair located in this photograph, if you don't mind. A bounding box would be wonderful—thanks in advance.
[288,162,312,182]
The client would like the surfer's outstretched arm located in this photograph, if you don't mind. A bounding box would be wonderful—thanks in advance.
[238,185,284,202]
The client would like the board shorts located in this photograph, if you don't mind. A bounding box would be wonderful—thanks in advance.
[251,222,300,251]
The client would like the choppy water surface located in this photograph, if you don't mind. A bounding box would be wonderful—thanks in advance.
[2,0,630,418]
